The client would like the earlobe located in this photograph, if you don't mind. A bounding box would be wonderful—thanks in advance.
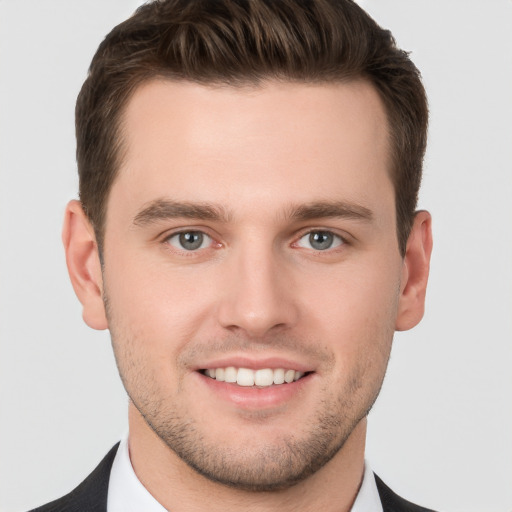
[395,210,433,331]
[62,200,108,330]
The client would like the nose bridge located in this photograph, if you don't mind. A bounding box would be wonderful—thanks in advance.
[217,238,298,336]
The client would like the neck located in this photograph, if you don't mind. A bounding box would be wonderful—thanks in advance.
[128,403,367,512]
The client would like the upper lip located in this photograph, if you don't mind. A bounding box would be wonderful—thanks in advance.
[193,355,313,373]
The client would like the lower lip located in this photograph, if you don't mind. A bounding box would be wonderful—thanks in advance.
[196,372,313,410]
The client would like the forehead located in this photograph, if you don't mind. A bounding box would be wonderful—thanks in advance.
[111,79,392,222]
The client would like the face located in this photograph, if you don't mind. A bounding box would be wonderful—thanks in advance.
[98,80,406,490]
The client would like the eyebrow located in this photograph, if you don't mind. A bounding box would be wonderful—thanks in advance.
[133,199,232,226]
[132,198,374,227]
[287,201,374,222]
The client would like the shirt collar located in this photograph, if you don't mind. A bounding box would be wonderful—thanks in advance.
[350,460,384,512]
[107,434,382,512]
[107,434,167,512]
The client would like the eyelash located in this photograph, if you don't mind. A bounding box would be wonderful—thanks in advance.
[163,230,218,253]
[293,230,346,251]
[162,228,348,254]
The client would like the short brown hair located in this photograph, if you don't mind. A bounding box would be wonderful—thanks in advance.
[76,0,428,255]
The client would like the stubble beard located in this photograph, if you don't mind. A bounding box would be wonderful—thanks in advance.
[105,296,392,493]
[113,340,388,492]
[130,389,369,492]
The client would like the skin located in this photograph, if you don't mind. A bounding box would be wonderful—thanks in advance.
[63,79,432,512]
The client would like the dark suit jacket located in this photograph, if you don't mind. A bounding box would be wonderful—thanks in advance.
[29,443,437,512]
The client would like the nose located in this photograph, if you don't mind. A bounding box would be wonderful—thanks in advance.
[216,244,299,338]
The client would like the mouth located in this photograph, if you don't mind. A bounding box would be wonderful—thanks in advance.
[199,367,311,388]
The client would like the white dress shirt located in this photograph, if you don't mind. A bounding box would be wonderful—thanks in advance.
[107,435,167,512]
[107,435,383,512]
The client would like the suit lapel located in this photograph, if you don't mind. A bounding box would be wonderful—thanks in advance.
[29,442,120,512]
[375,473,438,512]
[30,447,438,512]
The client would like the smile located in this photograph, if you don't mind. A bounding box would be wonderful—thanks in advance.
[201,367,307,387]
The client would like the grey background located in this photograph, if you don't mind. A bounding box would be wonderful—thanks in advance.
[1,1,511,511]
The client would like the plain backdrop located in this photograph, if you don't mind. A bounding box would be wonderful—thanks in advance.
[1,1,511,511]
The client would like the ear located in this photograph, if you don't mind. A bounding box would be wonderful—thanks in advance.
[62,200,108,330]
[395,210,433,331]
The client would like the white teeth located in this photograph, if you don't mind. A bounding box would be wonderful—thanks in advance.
[237,368,255,387]
[254,368,274,386]
[224,366,237,383]
[273,368,285,385]
[284,369,295,383]
[203,367,306,387]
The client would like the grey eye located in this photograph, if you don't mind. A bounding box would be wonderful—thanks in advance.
[168,231,211,251]
[297,231,344,251]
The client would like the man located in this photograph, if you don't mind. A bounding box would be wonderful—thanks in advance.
[31,0,434,511]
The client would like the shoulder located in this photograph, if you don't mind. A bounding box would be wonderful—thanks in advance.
[28,443,120,512]
[375,474,439,512]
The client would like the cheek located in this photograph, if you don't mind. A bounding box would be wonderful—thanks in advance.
[300,254,400,324]
[105,277,183,404]
[297,256,400,365]
[105,252,210,338]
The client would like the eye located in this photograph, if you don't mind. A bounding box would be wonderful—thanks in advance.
[166,231,212,251]
[296,230,344,251]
